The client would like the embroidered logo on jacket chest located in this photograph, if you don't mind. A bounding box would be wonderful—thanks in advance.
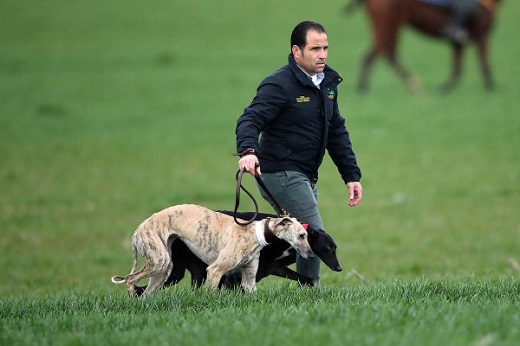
[327,90,335,100]
[296,95,310,103]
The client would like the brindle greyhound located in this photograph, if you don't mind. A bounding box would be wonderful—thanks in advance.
[111,204,314,296]
[134,211,343,295]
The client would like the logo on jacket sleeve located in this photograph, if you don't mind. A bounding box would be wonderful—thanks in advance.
[327,90,335,100]
[296,95,310,103]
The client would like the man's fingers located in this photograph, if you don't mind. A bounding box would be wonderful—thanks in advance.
[238,156,260,176]
[347,182,363,206]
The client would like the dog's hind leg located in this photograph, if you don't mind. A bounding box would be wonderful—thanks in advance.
[126,256,172,297]
[129,256,172,296]
[125,233,173,296]
[141,240,174,296]
[123,264,153,297]
[144,266,172,295]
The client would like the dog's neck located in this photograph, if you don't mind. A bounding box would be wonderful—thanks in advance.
[264,220,277,244]
[255,220,276,247]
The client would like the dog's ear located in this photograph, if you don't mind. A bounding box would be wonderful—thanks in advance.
[306,227,319,240]
[272,216,293,227]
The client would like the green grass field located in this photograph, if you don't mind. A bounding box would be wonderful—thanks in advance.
[1,1,519,345]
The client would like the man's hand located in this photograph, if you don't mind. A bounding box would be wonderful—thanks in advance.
[238,155,261,176]
[347,181,363,206]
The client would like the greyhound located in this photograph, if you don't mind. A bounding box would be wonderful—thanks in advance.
[111,204,314,296]
[134,211,343,295]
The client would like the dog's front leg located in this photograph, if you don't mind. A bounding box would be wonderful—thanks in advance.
[269,263,314,286]
[240,259,259,292]
[206,247,245,290]
[206,261,227,290]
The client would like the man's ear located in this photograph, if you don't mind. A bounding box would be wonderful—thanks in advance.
[292,44,301,59]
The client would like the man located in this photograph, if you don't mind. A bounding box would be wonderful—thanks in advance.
[442,0,479,45]
[235,21,362,285]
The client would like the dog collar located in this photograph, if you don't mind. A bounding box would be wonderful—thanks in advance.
[255,221,270,247]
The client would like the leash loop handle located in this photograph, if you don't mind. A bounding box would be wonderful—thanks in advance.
[233,169,259,225]
[233,169,289,226]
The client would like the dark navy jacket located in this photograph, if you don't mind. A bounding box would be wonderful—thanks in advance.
[236,55,361,184]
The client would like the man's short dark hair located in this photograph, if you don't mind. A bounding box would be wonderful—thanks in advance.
[290,21,327,50]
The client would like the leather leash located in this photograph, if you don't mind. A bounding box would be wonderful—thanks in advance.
[253,174,288,216]
[233,168,288,225]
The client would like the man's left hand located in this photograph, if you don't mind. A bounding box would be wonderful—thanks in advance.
[347,182,363,206]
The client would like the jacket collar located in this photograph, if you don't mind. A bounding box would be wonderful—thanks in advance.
[288,54,343,88]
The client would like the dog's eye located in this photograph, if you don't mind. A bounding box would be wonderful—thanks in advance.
[299,234,306,239]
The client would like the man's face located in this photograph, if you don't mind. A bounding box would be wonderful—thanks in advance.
[292,30,328,75]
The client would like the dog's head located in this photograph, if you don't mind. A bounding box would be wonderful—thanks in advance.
[268,217,314,259]
[307,228,342,272]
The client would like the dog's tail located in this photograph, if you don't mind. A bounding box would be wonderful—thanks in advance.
[111,275,127,284]
[111,236,140,285]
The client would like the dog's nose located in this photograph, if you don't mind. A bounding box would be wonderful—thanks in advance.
[334,264,343,272]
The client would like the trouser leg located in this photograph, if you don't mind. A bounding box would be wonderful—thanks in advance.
[444,0,478,44]
[452,0,478,25]
[258,171,323,284]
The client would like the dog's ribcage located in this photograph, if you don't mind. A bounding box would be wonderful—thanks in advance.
[160,206,256,265]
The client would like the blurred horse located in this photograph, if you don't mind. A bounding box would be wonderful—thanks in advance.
[345,0,501,92]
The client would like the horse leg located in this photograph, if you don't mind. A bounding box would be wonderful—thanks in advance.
[359,46,418,93]
[374,18,422,94]
[475,38,494,90]
[357,47,378,92]
[385,47,422,94]
[440,45,463,92]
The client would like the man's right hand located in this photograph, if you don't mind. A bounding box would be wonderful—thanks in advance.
[238,155,261,176]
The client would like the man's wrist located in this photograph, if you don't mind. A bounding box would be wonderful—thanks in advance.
[234,148,256,158]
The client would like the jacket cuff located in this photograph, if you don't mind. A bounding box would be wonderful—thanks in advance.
[234,148,256,158]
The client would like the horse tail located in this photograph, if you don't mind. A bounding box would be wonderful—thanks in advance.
[345,0,365,15]
[110,236,140,285]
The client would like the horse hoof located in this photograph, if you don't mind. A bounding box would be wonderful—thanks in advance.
[439,81,456,94]
[406,76,422,94]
